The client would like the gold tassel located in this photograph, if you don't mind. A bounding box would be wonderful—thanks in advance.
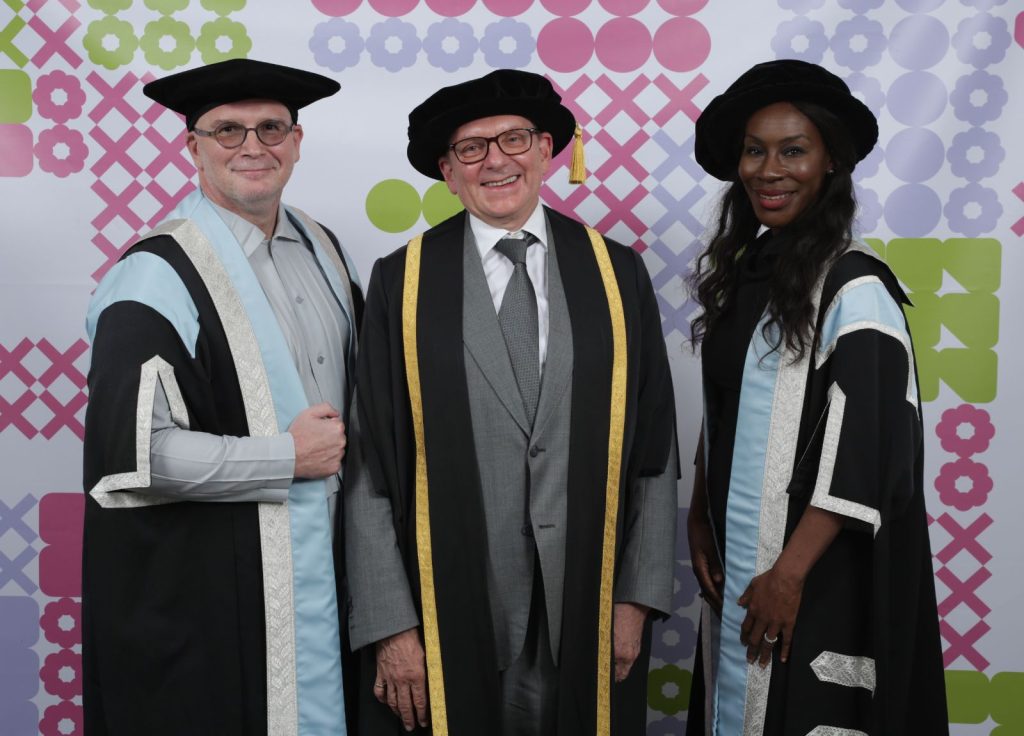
[569,123,586,184]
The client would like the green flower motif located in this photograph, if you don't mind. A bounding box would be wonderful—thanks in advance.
[140,16,195,70]
[646,665,691,716]
[197,17,252,64]
[88,0,133,12]
[83,16,139,71]
[200,0,246,16]
[144,0,190,14]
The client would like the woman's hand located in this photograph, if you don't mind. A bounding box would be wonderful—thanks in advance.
[688,507,724,615]
[737,565,803,667]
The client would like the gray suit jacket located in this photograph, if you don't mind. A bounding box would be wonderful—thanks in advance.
[344,215,678,668]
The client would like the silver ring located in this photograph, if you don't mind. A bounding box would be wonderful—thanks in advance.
[763,632,778,645]
[374,681,386,689]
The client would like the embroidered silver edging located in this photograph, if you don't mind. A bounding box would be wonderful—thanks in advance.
[168,219,299,736]
[810,651,876,693]
[89,356,188,508]
[806,726,868,735]
[810,384,882,536]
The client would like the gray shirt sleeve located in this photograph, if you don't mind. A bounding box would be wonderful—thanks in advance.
[148,380,295,503]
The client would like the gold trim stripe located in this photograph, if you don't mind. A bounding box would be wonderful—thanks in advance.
[402,235,449,735]
[585,226,628,736]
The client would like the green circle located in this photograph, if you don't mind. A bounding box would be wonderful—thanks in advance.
[140,16,195,70]
[422,181,463,226]
[197,18,252,63]
[366,179,422,234]
[88,0,133,12]
[201,0,245,15]
[647,664,692,716]
[144,0,189,13]
[83,16,139,71]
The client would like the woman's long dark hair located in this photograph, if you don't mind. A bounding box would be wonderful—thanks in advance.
[689,101,861,359]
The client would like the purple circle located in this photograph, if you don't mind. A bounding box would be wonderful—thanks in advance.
[312,0,361,14]
[653,17,709,71]
[831,15,886,72]
[839,0,883,10]
[886,71,947,126]
[950,70,1007,125]
[538,0,585,14]
[484,0,533,12]
[945,183,1002,236]
[425,0,477,14]
[537,17,593,71]
[600,0,647,13]
[947,127,1004,181]
[952,13,1012,69]
[884,184,942,236]
[886,128,945,183]
[895,0,945,10]
[657,0,707,14]
[368,0,417,14]
[594,18,650,71]
[780,0,825,10]
[889,14,949,70]
[771,17,828,63]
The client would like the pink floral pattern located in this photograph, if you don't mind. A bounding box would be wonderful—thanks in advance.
[39,700,82,736]
[40,597,81,649]
[935,403,995,457]
[34,125,88,178]
[935,457,993,511]
[33,71,86,124]
[40,649,82,700]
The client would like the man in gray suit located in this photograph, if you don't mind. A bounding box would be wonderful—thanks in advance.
[344,69,678,736]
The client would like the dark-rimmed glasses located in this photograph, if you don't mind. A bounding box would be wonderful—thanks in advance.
[449,128,541,164]
[193,119,295,149]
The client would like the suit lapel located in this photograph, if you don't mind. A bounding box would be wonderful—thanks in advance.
[533,219,572,437]
[461,220,532,435]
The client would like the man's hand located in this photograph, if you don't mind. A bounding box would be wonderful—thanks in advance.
[613,602,649,682]
[375,627,429,732]
[288,403,346,479]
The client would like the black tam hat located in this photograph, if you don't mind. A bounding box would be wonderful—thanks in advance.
[143,58,340,131]
[407,69,577,180]
[694,59,878,181]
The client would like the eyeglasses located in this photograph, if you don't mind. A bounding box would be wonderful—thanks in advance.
[449,128,541,164]
[193,119,295,149]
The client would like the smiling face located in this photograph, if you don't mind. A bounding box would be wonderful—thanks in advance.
[438,114,552,231]
[187,99,302,225]
[738,101,832,231]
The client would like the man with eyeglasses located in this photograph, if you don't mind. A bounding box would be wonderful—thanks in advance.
[344,69,679,735]
[82,58,360,735]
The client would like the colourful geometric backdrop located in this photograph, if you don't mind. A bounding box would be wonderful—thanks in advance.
[1,1,1021,733]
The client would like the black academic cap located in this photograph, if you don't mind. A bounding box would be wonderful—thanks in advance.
[694,59,878,181]
[406,69,576,180]
[142,58,340,130]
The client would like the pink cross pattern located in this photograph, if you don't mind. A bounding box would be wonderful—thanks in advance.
[652,73,709,126]
[28,14,82,69]
[934,513,993,566]
[27,0,82,11]
[90,232,134,283]
[590,182,649,247]
[539,179,593,216]
[90,178,146,232]
[35,339,88,389]
[145,179,196,229]
[142,125,195,180]
[590,128,649,184]
[0,390,37,437]
[0,338,36,386]
[90,125,144,179]
[87,71,144,125]
[936,565,991,619]
[547,74,594,127]
[940,619,990,670]
[594,74,652,128]
[1012,182,1024,237]
[37,389,87,439]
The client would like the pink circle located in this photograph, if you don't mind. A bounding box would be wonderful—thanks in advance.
[425,0,476,14]
[539,0,589,15]
[312,0,362,15]
[483,0,534,15]
[653,17,710,71]
[368,0,418,15]
[594,17,651,72]
[657,0,707,14]
[600,0,648,14]
[537,18,594,72]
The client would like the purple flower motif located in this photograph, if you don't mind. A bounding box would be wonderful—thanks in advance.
[34,125,88,178]
[845,71,885,118]
[950,70,1007,125]
[778,0,824,12]
[424,18,477,72]
[367,18,421,73]
[40,701,82,736]
[936,404,995,457]
[481,18,534,68]
[831,15,886,71]
[309,18,364,72]
[648,716,688,736]
[853,140,883,180]
[935,457,993,511]
[951,12,1012,69]
[854,184,882,234]
[40,597,81,649]
[947,127,1004,181]
[33,70,86,124]
[839,0,884,9]
[651,611,698,663]
[41,649,82,700]
[770,17,828,63]
[944,183,1002,236]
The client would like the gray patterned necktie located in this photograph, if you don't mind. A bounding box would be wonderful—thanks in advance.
[494,233,540,427]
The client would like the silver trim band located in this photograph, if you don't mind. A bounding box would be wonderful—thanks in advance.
[810,651,876,693]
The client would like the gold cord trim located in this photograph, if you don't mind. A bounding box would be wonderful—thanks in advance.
[585,226,627,735]
[402,234,449,735]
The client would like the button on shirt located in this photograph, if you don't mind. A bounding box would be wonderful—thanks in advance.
[470,203,549,371]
